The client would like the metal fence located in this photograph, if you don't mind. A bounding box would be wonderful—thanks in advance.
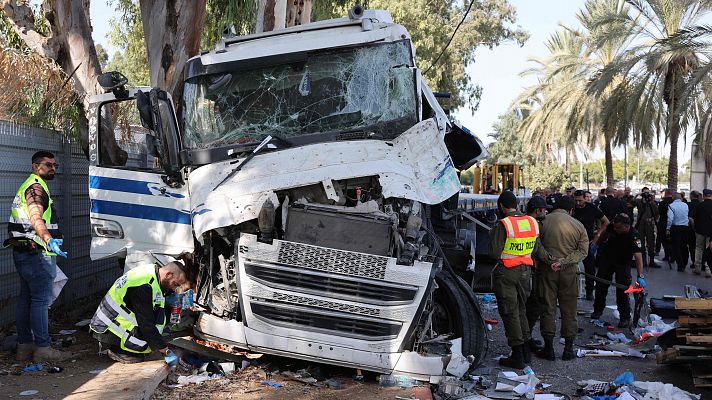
[0,120,119,327]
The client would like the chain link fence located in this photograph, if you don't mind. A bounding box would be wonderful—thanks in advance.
[0,120,119,327]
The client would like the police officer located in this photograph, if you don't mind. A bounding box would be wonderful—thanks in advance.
[5,151,69,362]
[490,191,552,369]
[537,196,589,361]
[590,214,647,328]
[90,253,194,364]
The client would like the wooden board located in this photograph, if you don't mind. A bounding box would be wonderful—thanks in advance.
[675,298,712,310]
[65,359,169,400]
[686,335,712,344]
[693,377,712,387]
[678,315,712,326]
[676,327,712,338]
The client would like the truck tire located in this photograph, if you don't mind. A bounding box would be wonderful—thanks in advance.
[433,268,488,367]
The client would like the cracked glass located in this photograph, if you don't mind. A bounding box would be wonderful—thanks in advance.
[182,40,416,149]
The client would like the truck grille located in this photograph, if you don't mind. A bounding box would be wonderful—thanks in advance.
[250,300,401,340]
[245,262,417,305]
[277,241,388,280]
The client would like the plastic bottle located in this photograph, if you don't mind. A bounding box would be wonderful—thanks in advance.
[378,374,418,388]
[170,302,182,325]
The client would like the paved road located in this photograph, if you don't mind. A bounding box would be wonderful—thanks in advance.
[479,252,712,398]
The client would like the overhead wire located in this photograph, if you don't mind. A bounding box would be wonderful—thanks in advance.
[423,0,477,75]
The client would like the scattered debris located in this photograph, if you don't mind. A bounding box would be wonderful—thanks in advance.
[75,319,91,327]
[58,329,77,335]
[19,390,39,396]
[89,368,107,374]
[23,363,43,372]
[260,379,283,388]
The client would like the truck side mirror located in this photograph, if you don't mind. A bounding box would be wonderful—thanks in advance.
[136,90,156,131]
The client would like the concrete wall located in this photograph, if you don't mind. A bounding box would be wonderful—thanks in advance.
[0,120,119,327]
[691,143,712,192]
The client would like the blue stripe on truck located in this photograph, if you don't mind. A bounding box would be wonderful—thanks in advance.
[89,176,185,198]
[91,199,191,225]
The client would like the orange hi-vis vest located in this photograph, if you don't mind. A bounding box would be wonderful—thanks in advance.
[499,215,540,267]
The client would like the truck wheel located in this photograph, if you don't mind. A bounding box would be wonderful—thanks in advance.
[433,269,487,366]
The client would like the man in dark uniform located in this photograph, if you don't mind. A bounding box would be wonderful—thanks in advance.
[600,188,626,221]
[573,190,609,300]
[490,191,553,369]
[632,187,659,268]
[688,191,702,267]
[656,189,674,263]
[590,214,647,328]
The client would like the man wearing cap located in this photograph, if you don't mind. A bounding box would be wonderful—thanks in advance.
[537,196,589,361]
[90,253,194,363]
[656,189,674,264]
[573,190,609,300]
[524,196,551,349]
[692,189,712,276]
[490,191,553,369]
[591,214,646,328]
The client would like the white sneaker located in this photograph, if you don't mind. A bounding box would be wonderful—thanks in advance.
[705,269,712,278]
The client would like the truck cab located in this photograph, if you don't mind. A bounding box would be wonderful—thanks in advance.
[87,8,488,381]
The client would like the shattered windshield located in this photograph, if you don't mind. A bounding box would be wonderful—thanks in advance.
[182,40,416,149]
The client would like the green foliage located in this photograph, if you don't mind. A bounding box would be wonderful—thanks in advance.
[105,0,150,86]
[486,112,538,165]
[202,0,259,49]
[95,44,109,70]
[523,163,574,191]
[460,169,474,185]
[315,0,528,113]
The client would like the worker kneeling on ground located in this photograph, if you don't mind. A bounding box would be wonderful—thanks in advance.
[89,253,196,364]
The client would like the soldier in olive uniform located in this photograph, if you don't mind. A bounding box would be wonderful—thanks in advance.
[490,191,553,369]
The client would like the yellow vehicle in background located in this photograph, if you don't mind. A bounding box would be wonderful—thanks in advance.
[470,163,524,194]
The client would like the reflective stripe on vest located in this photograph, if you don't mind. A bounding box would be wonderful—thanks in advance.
[5,173,61,254]
[500,215,539,267]
[89,264,166,354]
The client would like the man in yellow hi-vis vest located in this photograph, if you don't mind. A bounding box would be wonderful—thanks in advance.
[489,191,553,369]
[90,253,194,364]
[4,151,69,363]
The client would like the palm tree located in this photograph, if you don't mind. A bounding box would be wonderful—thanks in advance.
[512,0,638,186]
[589,0,712,190]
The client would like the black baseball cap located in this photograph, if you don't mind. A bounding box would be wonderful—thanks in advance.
[528,195,552,210]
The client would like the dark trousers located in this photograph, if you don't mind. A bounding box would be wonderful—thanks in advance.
[657,221,672,259]
[493,264,531,347]
[583,250,596,296]
[688,228,697,267]
[671,225,690,271]
[593,260,631,321]
[539,263,579,339]
[638,220,656,259]
[526,267,541,334]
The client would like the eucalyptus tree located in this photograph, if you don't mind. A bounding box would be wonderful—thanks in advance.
[589,0,712,190]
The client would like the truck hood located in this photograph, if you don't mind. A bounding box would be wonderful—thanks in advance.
[188,118,460,238]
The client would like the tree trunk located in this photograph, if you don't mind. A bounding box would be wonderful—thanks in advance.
[668,113,680,191]
[140,0,207,118]
[604,138,614,187]
[256,0,313,33]
[1,0,105,156]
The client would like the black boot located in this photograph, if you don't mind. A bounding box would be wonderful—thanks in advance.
[536,337,555,361]
[561,337,575,360]
[522,341,532,364]
[499,345,526,369]
[528,338,543,352]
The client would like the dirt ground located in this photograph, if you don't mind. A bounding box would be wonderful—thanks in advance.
[0,320,114,399]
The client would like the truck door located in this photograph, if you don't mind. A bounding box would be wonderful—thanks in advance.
[87,88,193,260]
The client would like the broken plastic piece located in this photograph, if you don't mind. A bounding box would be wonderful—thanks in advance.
[260,380,283,388]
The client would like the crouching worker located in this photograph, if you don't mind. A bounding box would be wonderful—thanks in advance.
[90,252,195,364]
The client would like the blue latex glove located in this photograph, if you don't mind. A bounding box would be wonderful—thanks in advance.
[47,238,68,258]
[637,277,647,288]
[164,349,178,367]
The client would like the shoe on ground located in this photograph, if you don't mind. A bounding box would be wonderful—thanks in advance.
[499,345,526,369]
[16,343,36,361]
[617,319,631,328]
[561,338,575,361]
[528,339,543,352]
[706,269,712,278]
[106,349,145,364]
[33,346,72,362]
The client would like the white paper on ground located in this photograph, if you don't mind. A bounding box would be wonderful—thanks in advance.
[51,266,68,305]
[534,395,562,400]
[513,383,528,395]
[617,392,636,400]
[495,382,514,391]
[500,371,519,378]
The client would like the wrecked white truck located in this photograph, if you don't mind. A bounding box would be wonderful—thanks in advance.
[87,8,488,381]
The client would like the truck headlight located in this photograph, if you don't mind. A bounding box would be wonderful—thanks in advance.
[91,219,124,239]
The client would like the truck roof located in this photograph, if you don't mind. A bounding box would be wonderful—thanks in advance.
[188,10,412,74]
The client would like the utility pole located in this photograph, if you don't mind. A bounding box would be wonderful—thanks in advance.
[624,144,628,188]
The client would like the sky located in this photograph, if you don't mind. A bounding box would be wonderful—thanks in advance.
[88,0,692,166]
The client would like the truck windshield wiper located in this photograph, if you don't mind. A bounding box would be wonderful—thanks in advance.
[213,135,274,191]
